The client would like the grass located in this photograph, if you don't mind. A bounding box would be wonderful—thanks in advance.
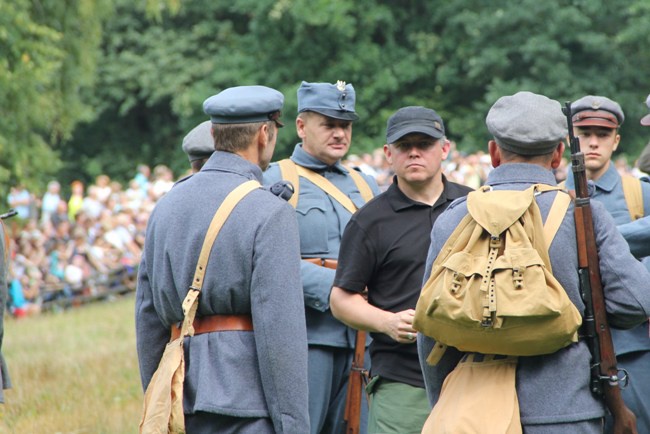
[0,294,143,434]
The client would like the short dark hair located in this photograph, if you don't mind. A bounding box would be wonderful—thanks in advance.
[213,121,275,153]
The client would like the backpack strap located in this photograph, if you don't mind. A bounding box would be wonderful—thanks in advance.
[621,175,644,221]
[278,159,300,208]
[179,180,260,339]
[542,190,571,249]
[278,159,375,212]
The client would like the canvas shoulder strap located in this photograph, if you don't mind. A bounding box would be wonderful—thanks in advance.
[560,176,643,221]
[542,189,571,249]
[277,159,374,213]
[621,175,644,221]
[278,159,300,209]
[178,180,260,339]
[345,166,375,203]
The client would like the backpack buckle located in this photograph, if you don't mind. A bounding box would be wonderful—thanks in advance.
[450,272,463,294]
[512,267,524,289]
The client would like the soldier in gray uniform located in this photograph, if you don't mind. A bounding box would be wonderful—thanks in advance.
[564,95,650,433]
[418,91,650,433]
[621,95,650,257]
[0,220,10,403]
[264,81,381,434]
[637,94,650,175]
[136,85,310,433]
[182,120,215,173]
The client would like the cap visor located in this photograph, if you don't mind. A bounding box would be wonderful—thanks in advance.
[387,126,444,144]
[573,119,618,129]
[641,114,650,126]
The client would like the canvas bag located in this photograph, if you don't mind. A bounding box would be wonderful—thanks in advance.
[414,184,582,357]
[421,354,521,434]
[139,180,260,434]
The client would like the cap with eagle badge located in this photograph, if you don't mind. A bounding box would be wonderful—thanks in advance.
[297,80,359,121]
[570,95,624,129]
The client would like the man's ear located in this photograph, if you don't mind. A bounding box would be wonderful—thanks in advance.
[550,142,565,169]
[258,123,269,148]
[383,144,392,165]
[612,132,621,152]
[441,138,451,160]
[296,116,307,140]
[488,140,501,168]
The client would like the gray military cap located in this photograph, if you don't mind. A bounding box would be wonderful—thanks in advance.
[486,91,567,156]
[571,95,624,129]
[297,81,358,121]
[182,120,214,163]
[203,85,284,126]
[641,94,650,126]
[386,106,445,144]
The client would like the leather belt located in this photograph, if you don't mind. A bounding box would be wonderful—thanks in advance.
[171,314,253,340]
[303,258,338,270]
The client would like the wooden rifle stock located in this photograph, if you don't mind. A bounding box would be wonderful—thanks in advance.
[344,330,367,434]
[563,102,636,434]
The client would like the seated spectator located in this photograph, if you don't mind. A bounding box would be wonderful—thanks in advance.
[93,174,113,204]
[40,181,62,225]
[8,185,33,220]
[68,180,85,222]
[65,254,91,295]
[8,276,40,318]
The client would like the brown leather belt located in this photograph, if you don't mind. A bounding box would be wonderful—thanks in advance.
[304,258,338,270]
[171,314,253,340]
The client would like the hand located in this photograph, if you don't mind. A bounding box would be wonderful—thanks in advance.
[382,309,417,344]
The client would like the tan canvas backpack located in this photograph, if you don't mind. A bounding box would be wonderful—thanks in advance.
[414,184,582,358]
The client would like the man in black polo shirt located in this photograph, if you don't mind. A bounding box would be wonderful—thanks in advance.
[330,106,472,433]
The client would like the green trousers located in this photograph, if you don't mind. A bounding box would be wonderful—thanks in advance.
[366,377,430,434]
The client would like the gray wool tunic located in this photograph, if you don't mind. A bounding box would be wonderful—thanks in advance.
[418,163,650,428]
[136,151,309,433]
[0,221,10,403]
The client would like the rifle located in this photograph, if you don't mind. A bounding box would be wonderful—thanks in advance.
[0,209,17,220]
[343,330,367,434]
[562,102,636,434]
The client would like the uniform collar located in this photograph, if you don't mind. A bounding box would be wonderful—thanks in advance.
[290,144,348,174]
[200,150,264,181]
[387,175,464,211]
[564,162,616,193]
[486,163,558,187]
[591,163,619,193]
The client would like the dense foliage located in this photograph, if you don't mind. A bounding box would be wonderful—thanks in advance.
[3,0,650,197]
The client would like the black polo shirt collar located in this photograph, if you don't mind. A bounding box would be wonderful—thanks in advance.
[387,174,466,211]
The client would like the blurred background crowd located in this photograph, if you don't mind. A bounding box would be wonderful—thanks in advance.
[5,144,648,318]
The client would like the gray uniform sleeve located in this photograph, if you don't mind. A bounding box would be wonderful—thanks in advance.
[135,251,169,390]
[618,216,650,258]
[251,204,309,433]
[591,201,650,327]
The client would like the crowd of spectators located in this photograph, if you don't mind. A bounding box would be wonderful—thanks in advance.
[4,144,647,318]
[4,163,177,317]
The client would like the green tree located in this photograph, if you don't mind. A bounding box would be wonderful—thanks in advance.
[0,0,113,200]
[23,0,650,192]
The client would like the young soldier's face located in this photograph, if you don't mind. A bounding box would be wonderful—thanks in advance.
[574,126,620,180]
[384,133,450,185]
